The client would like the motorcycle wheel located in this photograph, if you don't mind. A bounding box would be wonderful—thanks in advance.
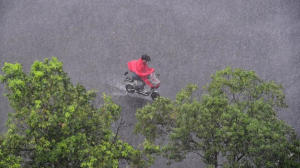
[126,84,135,93]
[151,92,160,100]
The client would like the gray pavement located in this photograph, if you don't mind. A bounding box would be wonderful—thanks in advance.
[1,0,300,167]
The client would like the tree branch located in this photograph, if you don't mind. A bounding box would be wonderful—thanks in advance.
[237,154,245,162]
[113,116,126,144]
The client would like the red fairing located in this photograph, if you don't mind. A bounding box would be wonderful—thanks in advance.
[127,58,156,87]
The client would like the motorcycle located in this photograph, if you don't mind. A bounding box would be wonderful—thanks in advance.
[124,71,160,100]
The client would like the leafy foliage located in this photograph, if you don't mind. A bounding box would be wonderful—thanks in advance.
[0,134,22,168]
[0,58,146,167]
[134,66,300,167]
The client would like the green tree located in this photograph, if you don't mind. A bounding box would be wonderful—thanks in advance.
[134,66,300,167]
[0,134,22,168]
[0,57,146,168]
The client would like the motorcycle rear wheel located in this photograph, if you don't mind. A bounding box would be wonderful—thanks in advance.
[126,84,135,93]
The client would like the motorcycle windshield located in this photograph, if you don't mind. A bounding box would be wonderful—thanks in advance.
[148,73,160,87]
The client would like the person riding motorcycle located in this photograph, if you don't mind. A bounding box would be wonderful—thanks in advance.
[127,55,155,92]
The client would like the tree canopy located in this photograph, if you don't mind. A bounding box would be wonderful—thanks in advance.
[1,59,299,167]
[134,66,300,167]
[0,58,146,168]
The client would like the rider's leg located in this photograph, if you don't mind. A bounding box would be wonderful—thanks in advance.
[132,72,146,90]
[132,72,139,80]
[139,81,146,90]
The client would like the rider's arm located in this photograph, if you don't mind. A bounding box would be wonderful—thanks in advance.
[141,76,154,88]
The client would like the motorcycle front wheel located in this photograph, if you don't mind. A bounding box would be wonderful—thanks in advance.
[151,91,160,100]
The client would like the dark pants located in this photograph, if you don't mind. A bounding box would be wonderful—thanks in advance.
[132,72,146,90]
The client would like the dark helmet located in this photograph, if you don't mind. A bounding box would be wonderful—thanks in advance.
[141,54,151,62]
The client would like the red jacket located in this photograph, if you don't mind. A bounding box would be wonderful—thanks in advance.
[127,58,156,87]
